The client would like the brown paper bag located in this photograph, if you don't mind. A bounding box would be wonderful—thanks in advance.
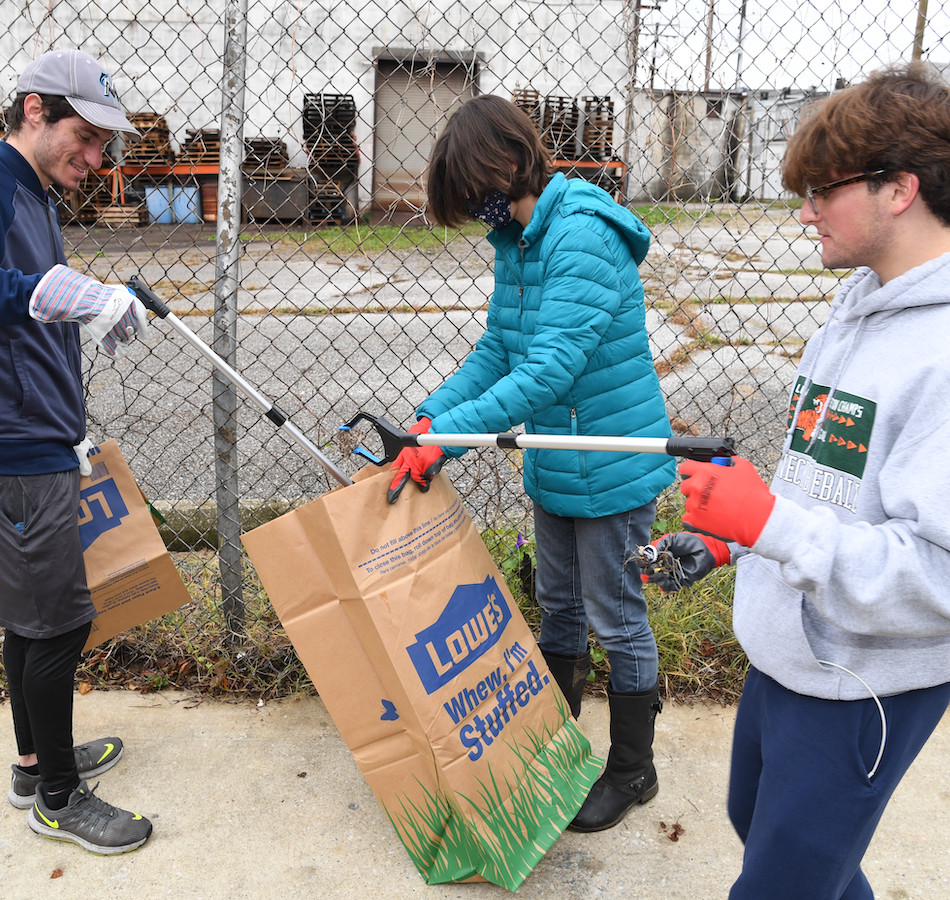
[79,440,192,652]
[242,466,603,891]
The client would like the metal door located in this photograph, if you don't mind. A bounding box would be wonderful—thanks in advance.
[372,58,477,216]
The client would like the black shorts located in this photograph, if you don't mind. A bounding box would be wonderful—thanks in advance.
[0,470,95,639]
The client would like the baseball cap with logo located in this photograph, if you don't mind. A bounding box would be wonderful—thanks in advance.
[16,49,139,137]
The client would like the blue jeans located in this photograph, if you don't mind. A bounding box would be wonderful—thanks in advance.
[534,501,657,693]
[729,667,950,899]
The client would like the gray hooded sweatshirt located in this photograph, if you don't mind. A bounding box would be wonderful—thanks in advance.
[734,250,950,700]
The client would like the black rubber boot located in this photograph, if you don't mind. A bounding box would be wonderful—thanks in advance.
[541,650,591,719]
[569,683,662,832]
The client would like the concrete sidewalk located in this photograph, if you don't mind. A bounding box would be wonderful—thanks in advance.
[2,691,949,899]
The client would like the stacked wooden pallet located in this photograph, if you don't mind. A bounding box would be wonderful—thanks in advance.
[243,138,290,176]
[512,88,542,131]
[307,132,358,182]
[581,96,615,161]
[74,168,112,222]
[96,204,149,227]
[302,93,356,144]
[54,187,95,225]
[77,164,146,227]
[302,93,358,222]
[178,129,221,167]
[309,178,349,223]
[124,113,176,166]
[512,90,617,162]
[542,95,580,159]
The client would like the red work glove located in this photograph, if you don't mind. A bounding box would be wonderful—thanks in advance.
[639,533,731,593]
[679,457,775,548]
[387,418,447,503]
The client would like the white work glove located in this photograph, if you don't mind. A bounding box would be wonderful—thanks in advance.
[73,435,95,477]
[29,264,148,358]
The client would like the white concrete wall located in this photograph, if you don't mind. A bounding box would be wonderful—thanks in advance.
[0,0,749,208]
[0,0,636,211]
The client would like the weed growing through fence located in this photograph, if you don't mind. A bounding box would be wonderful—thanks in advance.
[481,495,747,705]
[0,505,745,703]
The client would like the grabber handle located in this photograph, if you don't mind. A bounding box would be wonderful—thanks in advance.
[128,276,171,318]
[665,436,737,463]
[127,276,353,487]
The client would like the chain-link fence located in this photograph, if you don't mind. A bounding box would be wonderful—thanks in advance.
[1,0,947,697]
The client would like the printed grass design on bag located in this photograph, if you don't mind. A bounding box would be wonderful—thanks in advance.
[388,693,601,889]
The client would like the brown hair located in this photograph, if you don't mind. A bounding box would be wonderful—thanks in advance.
[783,61,950,225]
[425,94,551,227]
[5,94,78,134]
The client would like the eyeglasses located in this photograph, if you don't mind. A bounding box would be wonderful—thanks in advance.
[805,170,887,215]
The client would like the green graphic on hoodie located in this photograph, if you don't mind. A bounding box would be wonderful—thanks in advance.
[787,378,876,479]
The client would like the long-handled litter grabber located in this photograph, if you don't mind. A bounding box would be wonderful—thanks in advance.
[339,411,736,466]
[127,276,353,487]
[340,412,736,588]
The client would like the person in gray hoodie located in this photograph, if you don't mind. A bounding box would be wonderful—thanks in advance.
[641,62,950,899]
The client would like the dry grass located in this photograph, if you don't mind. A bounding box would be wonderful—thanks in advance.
[2,515,744,705]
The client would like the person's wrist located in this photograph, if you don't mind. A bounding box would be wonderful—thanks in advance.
[741,491,776,547]
[698,533,732,567]
[29,265,94,321]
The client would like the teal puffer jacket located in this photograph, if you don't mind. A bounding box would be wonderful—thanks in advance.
[418,173,674,518]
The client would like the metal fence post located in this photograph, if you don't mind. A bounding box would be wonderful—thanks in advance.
[214,0,249,642]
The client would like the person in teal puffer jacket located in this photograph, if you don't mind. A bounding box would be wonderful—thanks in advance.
[387,94,675,832]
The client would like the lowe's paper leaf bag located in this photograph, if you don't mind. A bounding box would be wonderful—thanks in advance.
[242,467,602,890]
[79,440,192,652]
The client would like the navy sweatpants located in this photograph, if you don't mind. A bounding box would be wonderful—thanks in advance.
[728,666,950,900]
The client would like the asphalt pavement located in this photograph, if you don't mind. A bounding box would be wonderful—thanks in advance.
[2,690,949,899]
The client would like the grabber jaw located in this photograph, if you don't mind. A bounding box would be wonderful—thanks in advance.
[339,412,415,466]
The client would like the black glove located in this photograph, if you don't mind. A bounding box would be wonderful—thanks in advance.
[638,532,731,592]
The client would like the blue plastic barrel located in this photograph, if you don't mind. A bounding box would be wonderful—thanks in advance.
[171,186,202,223]
[144,185,174,224]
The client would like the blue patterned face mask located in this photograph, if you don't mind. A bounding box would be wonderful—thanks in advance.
[468,189,513,229]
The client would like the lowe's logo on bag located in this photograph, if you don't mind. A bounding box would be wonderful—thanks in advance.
[406,576,511,694]
[77,479,130,551]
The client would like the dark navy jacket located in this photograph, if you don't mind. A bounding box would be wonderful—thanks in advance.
[0,140,84,475]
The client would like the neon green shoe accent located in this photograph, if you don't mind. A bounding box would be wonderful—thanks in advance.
[96,743,115,766]
[29,781,152,855]
[34,805,59,829]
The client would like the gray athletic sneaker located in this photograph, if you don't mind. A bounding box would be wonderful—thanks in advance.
[28,780,152,855]
[8,737,124,809]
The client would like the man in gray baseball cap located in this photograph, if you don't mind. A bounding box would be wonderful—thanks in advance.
[15,48,140,137]
[1,49,152,856]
